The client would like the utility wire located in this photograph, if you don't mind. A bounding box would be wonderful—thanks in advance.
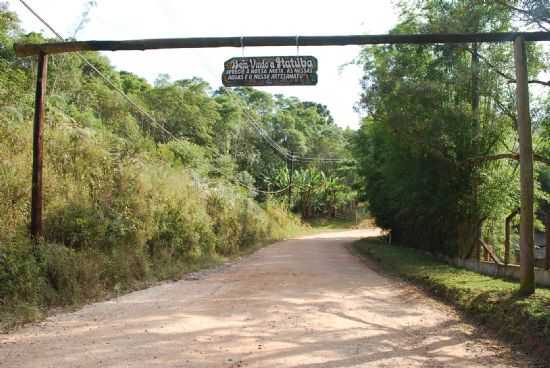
[196,64,292,159]
[16,3,202,151]
[199,64,350,163]
[232,98,351,163]
[19,0,293,167]
[294,156,351,162]
[19,0,347,201]
[18,0,174,140]
[206,162,290,194]
[21,0,349,164]
[18,0,291,196]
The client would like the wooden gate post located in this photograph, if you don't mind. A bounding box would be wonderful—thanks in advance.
[31,52,48,240]
[514,36,535,295]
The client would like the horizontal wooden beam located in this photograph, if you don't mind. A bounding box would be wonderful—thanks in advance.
[14,32,550,57]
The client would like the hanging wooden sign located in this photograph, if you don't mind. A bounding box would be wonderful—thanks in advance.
[222,56,318,87]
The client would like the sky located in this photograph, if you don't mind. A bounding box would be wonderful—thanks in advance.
[7,0,400,129]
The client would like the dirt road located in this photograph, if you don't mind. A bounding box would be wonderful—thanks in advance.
[1,230,524,367]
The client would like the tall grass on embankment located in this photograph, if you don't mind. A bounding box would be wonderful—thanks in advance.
[0,118,304,331]
[353,238,550,359]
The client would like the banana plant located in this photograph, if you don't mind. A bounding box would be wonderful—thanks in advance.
[322,174,344,218]
[272,166,353,218]
[293,168,323,218]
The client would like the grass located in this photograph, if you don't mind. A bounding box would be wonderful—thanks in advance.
[353,237,550,358]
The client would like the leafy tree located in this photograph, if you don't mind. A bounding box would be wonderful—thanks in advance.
[353,0,542,257]
[492,0,550,31]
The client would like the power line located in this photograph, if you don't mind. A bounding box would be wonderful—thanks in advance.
[18,0,292,165]
[19,0,346,202]
[18,0,291,196]
[17,0,174,140]
[217,88,352,163]
[16,2,205,152]
[206,165,290,195]
[221,91,291,159]
[24,2,346,176]
[198,62,349,163]
[294,156,352,162]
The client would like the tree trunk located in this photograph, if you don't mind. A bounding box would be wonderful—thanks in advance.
[457,217,481,259]
[471,42,480,119]
[514,36,535,295]
[546,212,550,270]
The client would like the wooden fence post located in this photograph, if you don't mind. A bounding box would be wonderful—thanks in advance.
[505,215,511,266]
[514,36,535,295]
[505,208,520,265]
[31,52,48,241]
[475,218,485,261]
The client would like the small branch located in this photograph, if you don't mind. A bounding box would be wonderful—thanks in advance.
[534,153,550,165]
[469,153,519,163]
[467,152,550,165]
[509,79,550,87]
[493,95,518,128]
[465,48,550,87]
[494,0,550,32]
[465,48,514,80]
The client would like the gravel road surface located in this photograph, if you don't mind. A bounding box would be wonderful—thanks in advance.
[0,230,526,367]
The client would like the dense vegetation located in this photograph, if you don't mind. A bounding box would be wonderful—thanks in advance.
[0,3,355,328]
[354,238,550,359]
[353,0,550,260]
[2,0,550,329]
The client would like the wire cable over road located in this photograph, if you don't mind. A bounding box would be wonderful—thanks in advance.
[18,0,293,196]
[18,0,349,201]
[17,0,176,141]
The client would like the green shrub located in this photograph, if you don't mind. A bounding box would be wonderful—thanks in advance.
[38,244,106,305]
[149,199,214,261]
[0,113,305,330]
[0,240,42,307]
[207,190,242,255]
[0,118,32,242]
